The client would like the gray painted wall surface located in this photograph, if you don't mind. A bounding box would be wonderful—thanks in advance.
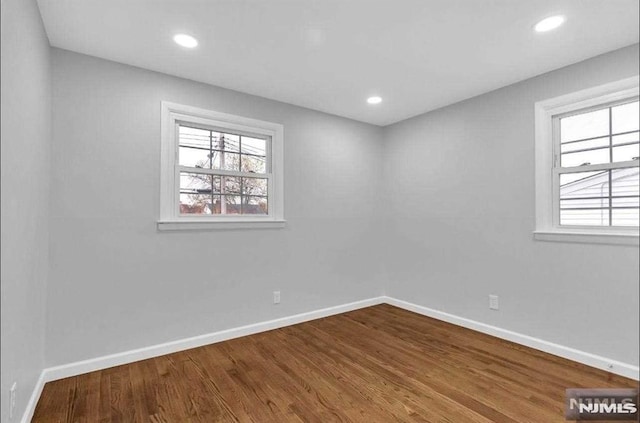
[382,44,640,366]
[1,0,51,421]
[46,48,386,366]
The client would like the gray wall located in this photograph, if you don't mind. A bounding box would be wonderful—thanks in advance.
[0,0,51,421]
[46,49,386,366]
[382,44,640,366]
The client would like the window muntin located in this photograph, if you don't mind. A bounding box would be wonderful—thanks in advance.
[555,99,639,228]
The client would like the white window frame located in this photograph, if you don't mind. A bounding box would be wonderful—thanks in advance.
[534,76,639,246]
[158,101,285,231]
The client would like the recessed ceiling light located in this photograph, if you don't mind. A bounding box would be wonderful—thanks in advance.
[367,96,382,105]
[534,15,565,33]
[174,34,198,48]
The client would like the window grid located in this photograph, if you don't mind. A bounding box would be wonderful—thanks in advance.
[178,125,270,216]
[555,98,639,228]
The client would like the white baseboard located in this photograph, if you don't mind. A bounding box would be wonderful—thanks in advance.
[20,371,45,423]
[40,296,385,383]
[22,294,638,422]
[383,296,640,380]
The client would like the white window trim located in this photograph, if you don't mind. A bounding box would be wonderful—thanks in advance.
[534,76,639,246]
[158,101,285,231]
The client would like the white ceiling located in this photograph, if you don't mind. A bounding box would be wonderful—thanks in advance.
[37,0,639,126]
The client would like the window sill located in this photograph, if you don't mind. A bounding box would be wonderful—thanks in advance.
[533,230,639,246]
[157,219,286,231]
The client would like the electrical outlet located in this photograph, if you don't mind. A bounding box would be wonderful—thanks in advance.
[273,291,281,304]
[489,295,499,310]
[9,382,17,420]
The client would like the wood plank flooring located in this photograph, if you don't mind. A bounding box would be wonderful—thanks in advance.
[32,304,638,422]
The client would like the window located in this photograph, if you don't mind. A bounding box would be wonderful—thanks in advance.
[534,77,639,245]
[159,102,284,230]
[556,101,639,227]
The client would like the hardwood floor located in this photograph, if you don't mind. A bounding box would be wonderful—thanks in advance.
[33,304,637,422]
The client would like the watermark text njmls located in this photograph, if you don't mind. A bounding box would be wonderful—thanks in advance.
[566,388,638,421]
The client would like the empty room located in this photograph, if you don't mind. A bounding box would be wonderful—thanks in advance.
[2,0,639,422]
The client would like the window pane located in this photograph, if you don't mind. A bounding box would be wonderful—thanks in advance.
[561,147,609,167]
[612,197,639,207]
[179,146,211,168]
[213,132,240,153]
[612,101,639,134]
[561,108,609,143]
[242,177,267,196]
[241,154,266,173]
[179,126,213,168]
[560,137,609,153]
[241,136,267,156]
[560,171,609,199]
[612,143,639,163]
[222,195,241,214]
[180,173,213,194]
[560,198,609,209]
[180,194,213,214]
[242,196,268,215]
[560,209,610,226]
[612,209,639,227]
[613,131,639,145]
[179,172,214,215]
[212,151,240,171]
[179,126,210,149]
[612,167,639,197]
[222,176,241,194]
